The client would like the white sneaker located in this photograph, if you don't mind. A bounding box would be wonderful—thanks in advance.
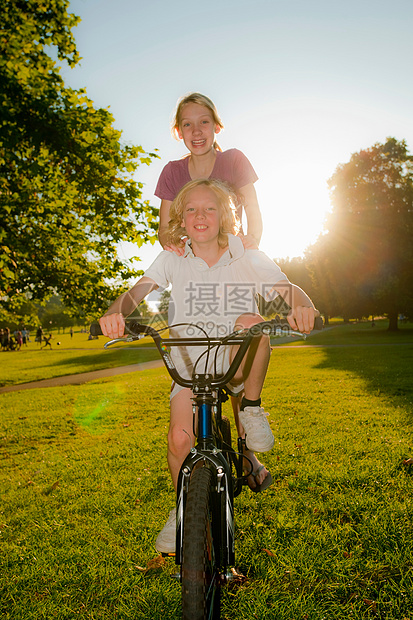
[239,406,274,452]
[155,508,176,554]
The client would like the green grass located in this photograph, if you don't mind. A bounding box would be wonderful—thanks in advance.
[1,326,413,618]
[3,319,412,389]
[0,331,159,387]
[296,319,413,346]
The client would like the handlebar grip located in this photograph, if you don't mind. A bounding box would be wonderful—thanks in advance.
[90,322,103,336]
[314,316,324,331]
[89,320,156,338]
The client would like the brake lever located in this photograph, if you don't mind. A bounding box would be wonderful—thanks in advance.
[104,335,137,349]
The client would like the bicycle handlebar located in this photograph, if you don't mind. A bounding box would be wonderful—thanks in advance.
[90,316,323,339]
[89,315,323,391]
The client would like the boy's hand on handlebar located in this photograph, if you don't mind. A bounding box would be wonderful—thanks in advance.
[287,306,319,334]
[99,313,126,339]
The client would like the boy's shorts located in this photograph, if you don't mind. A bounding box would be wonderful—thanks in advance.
[170,342,244,401]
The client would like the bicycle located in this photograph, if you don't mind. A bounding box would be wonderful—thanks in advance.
[91,313,323,619]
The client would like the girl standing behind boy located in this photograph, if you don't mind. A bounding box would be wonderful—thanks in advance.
[155,92,263,254]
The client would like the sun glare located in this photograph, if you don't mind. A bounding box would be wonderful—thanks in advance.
[257,163,332,260]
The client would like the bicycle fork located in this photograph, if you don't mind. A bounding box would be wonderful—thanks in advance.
[175,397,235,569]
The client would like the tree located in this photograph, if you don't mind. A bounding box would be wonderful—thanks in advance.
[158,288,171,315]
[0,296,39,329]
[0,0,159,318]
[320,138,413,329]
[276,256,314,300]
[37,293,75,331]
[304,237,342,325]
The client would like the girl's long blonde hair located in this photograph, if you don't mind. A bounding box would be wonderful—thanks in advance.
[166,179,241,249]
[171,92,224,152]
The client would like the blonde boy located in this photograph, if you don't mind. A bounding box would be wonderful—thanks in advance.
[100,178,318,553]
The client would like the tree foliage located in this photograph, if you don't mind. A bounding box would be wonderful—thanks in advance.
[276,256,314,301]
[157,288,171,315]
[310,138,413,329]
[0,0,159,317]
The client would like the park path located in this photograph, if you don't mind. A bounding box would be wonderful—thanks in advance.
[1,339,410,394]
[0,359,164,394]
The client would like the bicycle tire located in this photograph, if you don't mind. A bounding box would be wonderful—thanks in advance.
[220,416,232,448]
[182,466,221,620]
[219,415,232,464]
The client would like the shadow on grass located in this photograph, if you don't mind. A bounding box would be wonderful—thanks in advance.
[50,347,161,372]
[304,320,413,346]
[314,327,413,425]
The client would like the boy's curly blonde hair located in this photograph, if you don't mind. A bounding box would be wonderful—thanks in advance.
[166,179,241,249]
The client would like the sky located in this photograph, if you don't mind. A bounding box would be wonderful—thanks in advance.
[61,0,413,274]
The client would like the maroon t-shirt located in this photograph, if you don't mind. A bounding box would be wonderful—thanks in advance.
[154,148,258,220]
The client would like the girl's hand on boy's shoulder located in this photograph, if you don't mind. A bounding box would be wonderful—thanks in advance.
[239,233,259,250]
[164,238,188,256]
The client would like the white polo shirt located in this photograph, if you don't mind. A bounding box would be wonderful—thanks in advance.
[144,235,288,383]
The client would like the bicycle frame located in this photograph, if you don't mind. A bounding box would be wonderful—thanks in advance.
[120,322,257,568]
[98,318,309,569]
[175,390,237,568]
[92,315,322,617]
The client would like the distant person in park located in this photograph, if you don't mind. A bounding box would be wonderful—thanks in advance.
[41,334,53,350]
[0,328,7,351]
[35,326,43,345]
[70,327,74,338]
[155,92,263,255]
[99,178,318,553]
[15,331,23,351]
[22,327,29,346]
[1,327,12,351]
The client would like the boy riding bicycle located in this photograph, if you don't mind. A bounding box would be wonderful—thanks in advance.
[99,178,319,553]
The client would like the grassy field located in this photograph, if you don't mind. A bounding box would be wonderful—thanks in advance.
[0,329,159,387]
[1,323,413,618]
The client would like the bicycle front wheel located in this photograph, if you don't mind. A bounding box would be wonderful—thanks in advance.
[182,466,221,620]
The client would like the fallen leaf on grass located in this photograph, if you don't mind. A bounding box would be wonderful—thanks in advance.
[263,548,276,557]
[136,555,166,573]
[403,458,413,466]
[43,481,59,495]
[228,567,247,586]
[363,599,377,612]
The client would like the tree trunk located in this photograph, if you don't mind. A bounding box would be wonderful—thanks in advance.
[387,312,399,331]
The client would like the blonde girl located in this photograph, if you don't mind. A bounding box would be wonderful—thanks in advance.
[155,93,263,254]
